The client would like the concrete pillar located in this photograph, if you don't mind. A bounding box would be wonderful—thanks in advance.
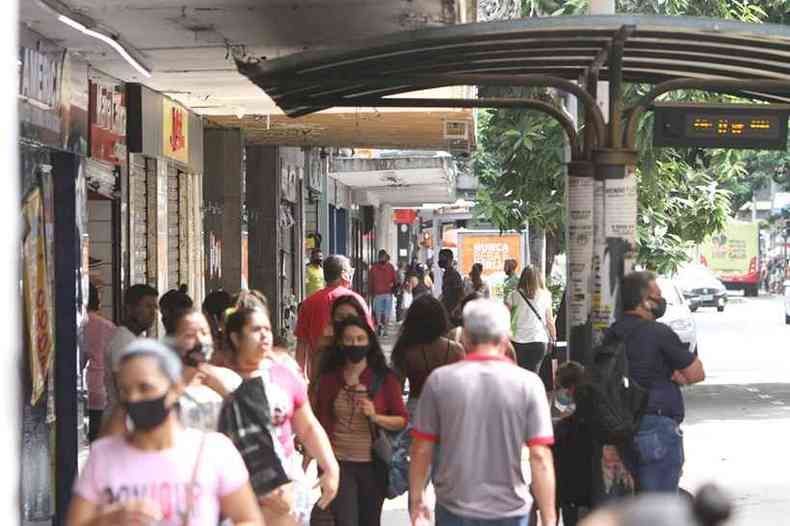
[246,145,281,333]
[377,204,393,254]
[591,150,639,345]
[203,128,243,292]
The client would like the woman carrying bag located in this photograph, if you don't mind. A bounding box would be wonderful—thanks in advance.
[315,317,408,526]
[508,265,557,373]
[67,339,262,526]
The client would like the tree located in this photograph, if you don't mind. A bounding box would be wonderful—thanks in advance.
[474,0,790,276]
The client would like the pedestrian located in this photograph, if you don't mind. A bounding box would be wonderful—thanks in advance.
[391,294,464,417]
[224,306,340,526]
[309,294,370,389]
[430,257,443,298]
[553,361,594,526]
[80,283,116,442]
[463,262,492,298]
[409,299,557,526]
[315,317,408,526]
[67,339,263,526]
[607,271,705,493]
[102,284,159,420]
[202,288,233,366]
[438,249,463,317]
[412,264,432,299]
[294,255,373,380]
[369,249,398,336]
[100,308,242,437]
[159,285,194,335]
[502,258,519,305]
[306,248,326,298]
[169,308,242,429]
[509,265,557,373]
[446,292,483,343]
[400,274,418,313]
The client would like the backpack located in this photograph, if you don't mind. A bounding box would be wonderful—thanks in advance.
[368,373,411,499]
[576,323,649,445]
[218,375,291,496]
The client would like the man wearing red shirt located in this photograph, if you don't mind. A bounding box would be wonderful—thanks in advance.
[368,249,398,336]
[295,255,373,379]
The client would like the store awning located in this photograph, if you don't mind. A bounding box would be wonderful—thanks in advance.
[235,15,790,116]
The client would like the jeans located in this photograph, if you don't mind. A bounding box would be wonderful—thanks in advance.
[372,294,394,324]
[513,342,547,373]
[436,505,529,526]
[633,415,684,493]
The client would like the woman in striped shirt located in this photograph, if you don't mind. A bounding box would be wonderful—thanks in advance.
[315,317,408,526]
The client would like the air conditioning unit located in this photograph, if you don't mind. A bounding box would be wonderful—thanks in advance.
[444,120,469,140]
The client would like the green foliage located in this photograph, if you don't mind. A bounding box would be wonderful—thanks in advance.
[475,0,790,274]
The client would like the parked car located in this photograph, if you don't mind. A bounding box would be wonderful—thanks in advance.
[657,277,699,355]
[683,291,703,313]
[675,264,728,312]
[784,281,790,325]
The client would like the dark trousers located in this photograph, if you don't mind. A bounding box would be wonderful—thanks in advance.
[332,461,386,526]
[88,409,103,443]
[514,342,547,373]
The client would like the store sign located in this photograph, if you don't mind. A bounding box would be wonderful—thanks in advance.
[393,209,417,224]
[162,98,189,163]
[90,81,126,164]
[22,189,54,404]
[18,44,69,147]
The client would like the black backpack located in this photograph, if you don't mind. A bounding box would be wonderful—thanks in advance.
[576,323,649,444]
[218,376,290,496]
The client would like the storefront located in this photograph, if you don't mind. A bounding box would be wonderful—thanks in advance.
[19,26,90,524]
[126,84,205,322]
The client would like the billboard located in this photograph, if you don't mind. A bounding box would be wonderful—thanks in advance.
[700,221,759,282]
[455,230,526,301]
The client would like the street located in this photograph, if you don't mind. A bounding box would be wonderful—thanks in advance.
[682,293,790,525]
[382,293,790,526]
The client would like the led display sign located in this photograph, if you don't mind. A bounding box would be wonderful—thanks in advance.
[653,103,789,150]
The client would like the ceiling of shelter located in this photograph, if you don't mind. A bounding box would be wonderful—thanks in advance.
[19,0,468,117]
[207,110,475,149]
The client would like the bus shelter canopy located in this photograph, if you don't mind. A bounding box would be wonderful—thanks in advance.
[236,14,790,116]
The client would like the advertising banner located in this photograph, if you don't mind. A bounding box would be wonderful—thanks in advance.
[22,189,54,404]
[456,231,525,301]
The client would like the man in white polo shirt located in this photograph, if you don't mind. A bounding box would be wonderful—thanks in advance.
[409,299,556,526]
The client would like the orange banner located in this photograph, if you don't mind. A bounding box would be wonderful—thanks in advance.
[459,233,523,276]
[22,189,54,404]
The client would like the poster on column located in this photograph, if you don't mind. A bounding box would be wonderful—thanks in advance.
[567,176,594,326]
[591,179,607,337]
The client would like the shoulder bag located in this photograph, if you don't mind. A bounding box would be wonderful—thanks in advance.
[180,432,208,526]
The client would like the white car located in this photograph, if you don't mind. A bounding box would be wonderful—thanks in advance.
[784,281,790,325]
[657,277,699,355]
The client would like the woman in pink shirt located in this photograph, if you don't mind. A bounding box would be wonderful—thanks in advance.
[80,284,116,442]
[224,306,340,526]
[67,339,262,526]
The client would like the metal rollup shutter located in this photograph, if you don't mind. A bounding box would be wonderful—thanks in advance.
[167,164,180,289]
[130,155,148,286]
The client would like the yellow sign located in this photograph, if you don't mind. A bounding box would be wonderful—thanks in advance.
[162,98,189,163]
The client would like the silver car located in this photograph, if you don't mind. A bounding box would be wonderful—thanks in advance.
[658,277,699,356]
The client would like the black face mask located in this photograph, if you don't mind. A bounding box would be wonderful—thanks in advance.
[124,393,172,431]
[649,296,668,319]
[438,259,448,269]
[311,258,322,266]
[182,341,214,368]
[341,345,368,364]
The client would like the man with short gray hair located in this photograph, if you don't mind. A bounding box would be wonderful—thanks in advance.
[410,299,557,526]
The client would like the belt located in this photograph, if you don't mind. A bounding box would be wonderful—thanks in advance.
[644,410,682,423]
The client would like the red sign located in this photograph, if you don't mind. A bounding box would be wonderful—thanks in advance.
[89,81,126,164]
[393,209,417,224]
